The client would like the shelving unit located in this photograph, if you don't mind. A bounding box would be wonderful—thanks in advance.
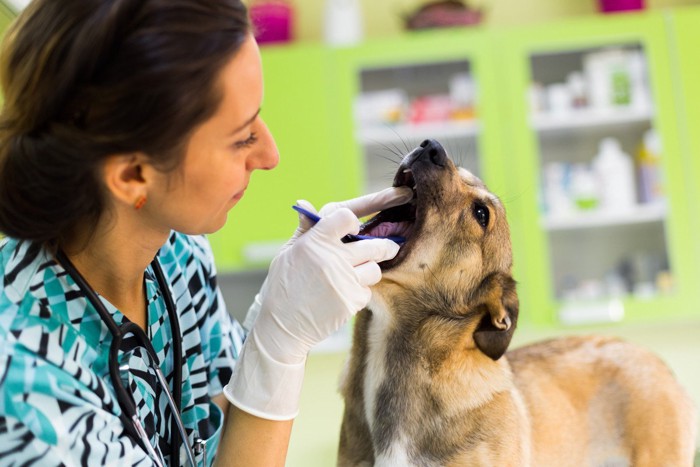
[501,11,699,326]
[531,44,670,309]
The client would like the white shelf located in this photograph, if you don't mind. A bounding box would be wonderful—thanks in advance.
[357,120,479,145]
[543,202,667,231]
[531,106,654,133]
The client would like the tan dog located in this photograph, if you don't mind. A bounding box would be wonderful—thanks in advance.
[337,139,697,467]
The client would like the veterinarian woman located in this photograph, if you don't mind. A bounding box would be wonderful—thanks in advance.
[0,0,412,465]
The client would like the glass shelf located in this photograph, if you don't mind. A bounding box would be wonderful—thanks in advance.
[531,105,653,133]
[356,120,479,146]
[542,202,666,230]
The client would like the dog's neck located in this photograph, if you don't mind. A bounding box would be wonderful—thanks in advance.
[358,294,515,460]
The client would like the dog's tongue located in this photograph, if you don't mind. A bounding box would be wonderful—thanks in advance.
[365,221,412,238]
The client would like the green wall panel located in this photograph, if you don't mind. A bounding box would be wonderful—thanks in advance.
[669,6,700,271]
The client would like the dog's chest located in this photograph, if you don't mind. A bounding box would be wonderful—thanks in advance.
[360,301,422,464]
[362,303,392,434]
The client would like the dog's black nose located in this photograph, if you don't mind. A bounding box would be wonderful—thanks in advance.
[417,139,447,167]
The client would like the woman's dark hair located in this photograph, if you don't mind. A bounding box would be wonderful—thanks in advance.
[0,0,250,247]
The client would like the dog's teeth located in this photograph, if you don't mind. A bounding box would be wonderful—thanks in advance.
[403,169,412,174]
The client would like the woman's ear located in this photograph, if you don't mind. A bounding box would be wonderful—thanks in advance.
[471,273,519,360]
[101,153,148,208]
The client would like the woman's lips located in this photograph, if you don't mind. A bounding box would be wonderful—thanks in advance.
[232,186,247,201]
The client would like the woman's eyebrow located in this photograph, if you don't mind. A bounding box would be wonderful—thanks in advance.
[230,108,261,135]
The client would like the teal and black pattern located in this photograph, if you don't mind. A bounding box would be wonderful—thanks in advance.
[0,232,244,466]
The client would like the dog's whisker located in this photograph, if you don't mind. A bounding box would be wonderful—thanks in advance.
[384,126,412,154]
[372,151,402,165]
[399,136,412,155]
[375,142,406,163]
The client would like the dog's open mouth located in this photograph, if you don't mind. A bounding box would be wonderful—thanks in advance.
[358,168,419,268]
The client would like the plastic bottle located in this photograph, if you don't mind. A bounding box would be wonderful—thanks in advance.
[592,137,637,210]
[542,162,574,215]
[584,48,632,111]
[570,164,599,211]
[636,129,664,204]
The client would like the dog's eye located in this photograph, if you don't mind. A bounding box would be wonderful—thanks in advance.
[472,202,490,228]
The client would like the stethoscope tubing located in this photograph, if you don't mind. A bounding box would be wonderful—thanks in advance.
[56,250,196,467]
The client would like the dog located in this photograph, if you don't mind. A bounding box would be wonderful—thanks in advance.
[337,139,697,466]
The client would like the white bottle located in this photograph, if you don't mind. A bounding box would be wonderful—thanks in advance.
[593,137,637,211]
[323,0,363,46]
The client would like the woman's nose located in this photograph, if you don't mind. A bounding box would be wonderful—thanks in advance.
[248,119,279,171]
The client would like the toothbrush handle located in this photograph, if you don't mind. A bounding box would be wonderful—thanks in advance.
[292,205,322,224]
[292,205,405,244]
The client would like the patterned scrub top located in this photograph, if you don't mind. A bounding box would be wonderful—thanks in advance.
[0,232,245,466]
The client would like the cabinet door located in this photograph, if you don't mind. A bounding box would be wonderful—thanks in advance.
[669,6,700,257]
[500,11,698,325]
[330,29,508,205]
[208,44,347,272]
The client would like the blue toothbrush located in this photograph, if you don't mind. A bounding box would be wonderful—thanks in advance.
[292,205,406,244]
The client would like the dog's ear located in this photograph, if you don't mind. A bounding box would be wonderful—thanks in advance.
[472,273,519,361]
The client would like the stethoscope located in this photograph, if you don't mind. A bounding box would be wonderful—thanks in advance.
[56,250,200,467]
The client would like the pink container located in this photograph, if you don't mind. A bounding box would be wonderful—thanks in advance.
[597,0,645,13]
[249,1,293,45]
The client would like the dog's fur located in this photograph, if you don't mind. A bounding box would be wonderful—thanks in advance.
[337,140,697,466]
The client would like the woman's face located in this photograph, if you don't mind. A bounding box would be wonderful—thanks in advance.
[147,34,279,235]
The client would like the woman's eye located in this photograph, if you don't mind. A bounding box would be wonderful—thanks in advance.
[472,202,490,228]
[234,132,258,149]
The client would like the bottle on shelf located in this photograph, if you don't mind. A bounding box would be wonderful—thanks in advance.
[636,128,664,204]
[592,137,637,211]
[570,164,599,211]
[542,162,574,216]
[585,48,633,111]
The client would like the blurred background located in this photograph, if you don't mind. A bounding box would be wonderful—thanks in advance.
[3,0,699,464]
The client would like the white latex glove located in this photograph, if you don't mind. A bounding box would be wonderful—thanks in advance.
[224,187,412,420]
[241,186,413,331]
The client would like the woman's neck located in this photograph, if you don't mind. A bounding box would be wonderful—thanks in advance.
[61,217,170,330]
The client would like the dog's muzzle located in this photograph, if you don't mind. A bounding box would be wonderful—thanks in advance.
[359,139,448,267]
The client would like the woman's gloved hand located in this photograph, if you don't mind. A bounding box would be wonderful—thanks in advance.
[224,187,413,420]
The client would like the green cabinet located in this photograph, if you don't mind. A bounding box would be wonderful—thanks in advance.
[500,10,699,326]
